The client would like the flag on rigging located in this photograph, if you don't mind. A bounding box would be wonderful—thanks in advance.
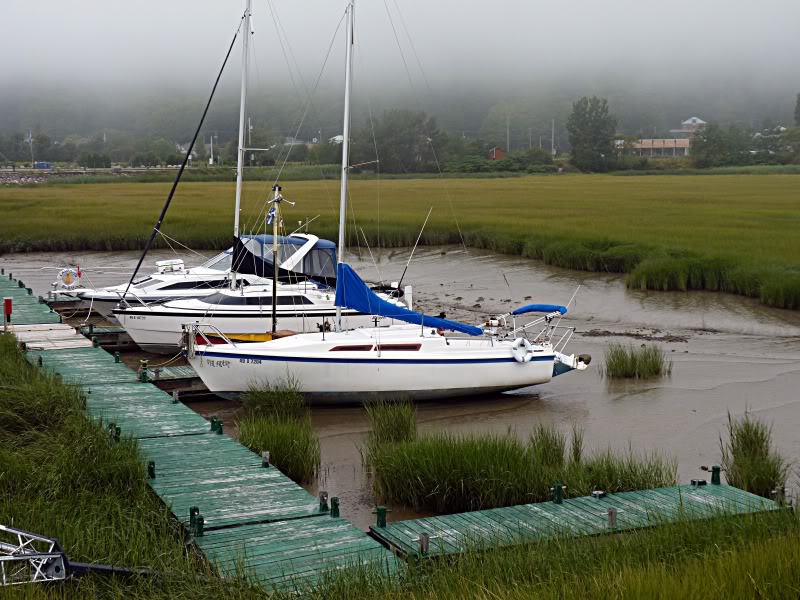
[266,207,276,226]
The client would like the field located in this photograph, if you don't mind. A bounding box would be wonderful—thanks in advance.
[1,174,799,307]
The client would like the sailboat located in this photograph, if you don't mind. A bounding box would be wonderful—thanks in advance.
[111,0,407,354]
[185,1,591,401]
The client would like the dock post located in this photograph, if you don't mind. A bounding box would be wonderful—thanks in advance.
[114,352,121,364]
[330,497,340,518]
[92,336,99,348]
[607,507,618,528]
[551,482,565,505]
[195,515,204,537]
[18,280,24,288]
[372,506,389,528]
[711,465,721,485]
[3,297,11,331]
[261,451,270,467]
[189,506,199,529]
[418,532,430,555]
[216,420,224,435]
[319,491,329,512]
[210,417,219,433]
[88,323,94,336]
[37,355,42,367]
[172,390,179,404]
[138,360,149,383]
[147,461,156,479]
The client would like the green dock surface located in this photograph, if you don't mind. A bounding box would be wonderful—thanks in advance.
[1,271,399,591]
[370,484,780,558]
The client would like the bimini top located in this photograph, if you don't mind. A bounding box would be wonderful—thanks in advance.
[511,304,568,316]
[334,263,483,336]
[232,233,337,286]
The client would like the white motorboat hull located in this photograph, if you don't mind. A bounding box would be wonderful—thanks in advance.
[187,336,558,403]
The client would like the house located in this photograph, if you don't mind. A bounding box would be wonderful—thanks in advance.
[488,146,507,160]
[669,117,706,139]
[632,138,691,157]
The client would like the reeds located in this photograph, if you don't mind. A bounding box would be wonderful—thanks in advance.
[720,411,790,498]
[603,343,672,379]
[368,425,676,513]
[237,381,320,484]
[363,400,417,468]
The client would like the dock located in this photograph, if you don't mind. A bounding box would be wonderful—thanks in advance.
[1,272,399,591]
[370,484,780,559]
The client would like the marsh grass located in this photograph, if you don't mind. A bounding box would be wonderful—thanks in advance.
[362,400,417,468]
[720,411,790,498]
[308,510,800,599]
[604,343,672,379]
[236,380,321,484]
[369,426,676,513]
[2,175,800,309]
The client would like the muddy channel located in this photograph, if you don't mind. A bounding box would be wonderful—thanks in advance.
[3,247,800,529]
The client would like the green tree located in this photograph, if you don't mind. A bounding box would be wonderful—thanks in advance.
[691,124,753,168]
[194,135,208,162]
[308,142,342,165]
[566,96,617,172]
[351,109,446,173]
[795,93,800,127]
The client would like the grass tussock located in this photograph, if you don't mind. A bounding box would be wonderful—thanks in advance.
[369,424,676,513]
[2,175,800,309]
[237,380,320,484]
[720,411,790,499]
[363,400,417,467]
[604,343,672,379]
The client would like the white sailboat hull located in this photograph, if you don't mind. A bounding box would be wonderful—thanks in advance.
[187,328,560,403]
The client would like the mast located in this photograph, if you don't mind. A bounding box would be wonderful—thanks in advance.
[335,0,354,332]
[231,0,251,287]
[270,185,281,334]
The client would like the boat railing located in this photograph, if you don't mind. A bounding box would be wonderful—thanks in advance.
[182,323,238,358]
[506,315,576,355]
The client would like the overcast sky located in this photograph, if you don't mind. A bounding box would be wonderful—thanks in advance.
[3,0,800,95]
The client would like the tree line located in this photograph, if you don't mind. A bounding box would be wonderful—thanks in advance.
[3,93,800,173]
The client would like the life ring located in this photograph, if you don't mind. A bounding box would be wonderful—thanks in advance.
[511,337,533,363]
[55,268,80,290]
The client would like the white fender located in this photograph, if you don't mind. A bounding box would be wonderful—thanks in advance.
[511,337,533,363]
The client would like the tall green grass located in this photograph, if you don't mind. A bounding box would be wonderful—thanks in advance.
[309,511,800,599]
[236,381,320,484]
[720,411,790,499]
[2,175,800,309]
[369,426,676,513]
[362,400,417,468]
[603,343,673,379]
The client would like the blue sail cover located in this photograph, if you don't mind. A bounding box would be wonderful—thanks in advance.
[334,263,483,336]
[512,304,568,316]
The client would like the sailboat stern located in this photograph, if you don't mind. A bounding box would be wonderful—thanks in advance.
[552,351,592,377]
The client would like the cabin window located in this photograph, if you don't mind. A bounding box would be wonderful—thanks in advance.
[202,293,314,306]
[160,280,228,291]
[375,344,422,351]
[329,345,374,352]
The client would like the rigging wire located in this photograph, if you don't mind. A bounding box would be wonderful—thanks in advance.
[380,0,468,253]
[120,13,245,304]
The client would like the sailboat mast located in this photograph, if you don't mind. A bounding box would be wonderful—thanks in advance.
[335,0,354,331]
[233,0,251,246]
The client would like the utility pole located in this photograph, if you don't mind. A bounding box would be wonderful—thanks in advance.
[27,130,34,165]
[506,115,510,151]
[551,118,556,157]
[539,135,542,149]
[209,135,214,165]
[528,126,532,149]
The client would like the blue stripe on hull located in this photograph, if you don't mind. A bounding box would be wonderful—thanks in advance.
[197,350,555,366]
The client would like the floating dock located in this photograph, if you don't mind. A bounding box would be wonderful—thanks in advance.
[1,272,399,591]
[370,483,780,559]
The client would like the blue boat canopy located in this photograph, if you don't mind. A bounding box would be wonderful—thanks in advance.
[334,264,483,336]
[511,304,568,316]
